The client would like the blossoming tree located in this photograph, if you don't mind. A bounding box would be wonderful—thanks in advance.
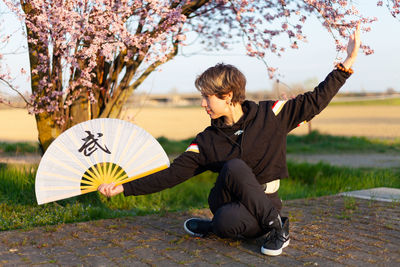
[0,1,385,152]
[378,0,400,20]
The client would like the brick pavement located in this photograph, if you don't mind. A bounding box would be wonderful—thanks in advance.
[0,195,399,266]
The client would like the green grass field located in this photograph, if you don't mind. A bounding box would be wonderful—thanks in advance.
[286,131,400,154]
[0,141,40,154]
[1,159,399,231]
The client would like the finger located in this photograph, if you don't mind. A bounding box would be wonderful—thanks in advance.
[108,183,115,197]
[355,22,361,38]
[108,184,116,196]
[105,184,112,197]
[98,184,105,194]
[110,183,117,196]
[102,184,111,196]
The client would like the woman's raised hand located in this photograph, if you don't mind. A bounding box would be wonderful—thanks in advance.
[342,22,361,70]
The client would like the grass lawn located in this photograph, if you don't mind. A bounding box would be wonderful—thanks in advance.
[1,160,399,231]
[286,131,400,154]
[0,141,40,154]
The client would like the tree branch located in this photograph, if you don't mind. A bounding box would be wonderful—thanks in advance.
[128,41,179,93]
[0,77,30,105]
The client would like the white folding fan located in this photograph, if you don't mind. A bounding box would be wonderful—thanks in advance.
[35,118,170,205]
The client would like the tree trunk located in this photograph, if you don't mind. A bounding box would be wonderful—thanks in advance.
[67,90,92,129]
[36,90,93,153]
[35,112,63,154]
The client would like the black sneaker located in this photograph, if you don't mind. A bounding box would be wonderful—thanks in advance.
[261,215,290,256]
[184,218,212,237]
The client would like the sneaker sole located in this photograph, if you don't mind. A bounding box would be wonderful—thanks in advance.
[260,239,290,256]
[183,218,206,238]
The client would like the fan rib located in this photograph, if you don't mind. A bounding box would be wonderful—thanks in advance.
[54,141,98,180]
[104,162,115,184]
[39,186,78,191]
[109,167,127,183]
[116,129,138,166]
[81,173,99,185]
[113,173,128,183]
[41,171,81,183]
[80,182,99,192]
[102,162,107,182]
[80,188,97,194]
[80,179,97,186]
[126,153,162,179]
[80,185,98,190]
[115,164,169,186]
[48,157,84,177]
[108,163,124,183]
[101,121,107,166]
[93,154,105,178]
[106,122,123,179]
[40,192,81,204]
[124,139,151,169]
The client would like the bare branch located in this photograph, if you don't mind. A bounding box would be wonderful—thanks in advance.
[0,77,30,105]
[129,41,179,92]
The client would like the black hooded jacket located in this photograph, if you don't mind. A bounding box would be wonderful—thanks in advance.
[123,69,351,196]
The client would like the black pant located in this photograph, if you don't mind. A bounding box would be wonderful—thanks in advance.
[208,158,282,239]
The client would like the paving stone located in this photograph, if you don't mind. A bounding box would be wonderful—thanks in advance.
[18,251,52,265]
[270,254,308,267]
[81,255,116,266]
[130,246,166,262]
[299,256,344,267]
[70,245,98,257]
[161,247,199,264]
[52,252,86,265]
[0,195,399,266]
[102,246,129,259]
[115,256,149,266]
[228,252,275,266]
[0,252,27,265]
[84,239,112,248]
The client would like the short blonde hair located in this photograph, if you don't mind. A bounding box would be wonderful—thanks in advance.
[195,63,246,104]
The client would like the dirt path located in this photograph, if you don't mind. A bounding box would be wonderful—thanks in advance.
[0,154,41,165]
[287,153,400,168]
[1,153,399,168]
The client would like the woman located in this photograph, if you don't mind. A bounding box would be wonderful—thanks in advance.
[98,23,360,256]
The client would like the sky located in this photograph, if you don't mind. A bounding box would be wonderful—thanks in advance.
[1,1,399,97]
[135,2,400,95]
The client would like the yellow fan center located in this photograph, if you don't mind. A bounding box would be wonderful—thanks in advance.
[80,162,127,194]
